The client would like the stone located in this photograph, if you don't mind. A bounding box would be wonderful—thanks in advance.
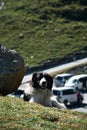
[0,45,25,95]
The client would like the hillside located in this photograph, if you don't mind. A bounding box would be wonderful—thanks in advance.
[0,0,87,67]
[0,96,87,130]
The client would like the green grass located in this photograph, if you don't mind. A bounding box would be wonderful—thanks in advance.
[0,96,87,130]
[0,0,87,67]
[0,1,87,129]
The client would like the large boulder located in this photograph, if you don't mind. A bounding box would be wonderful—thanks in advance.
[0,45,25,95]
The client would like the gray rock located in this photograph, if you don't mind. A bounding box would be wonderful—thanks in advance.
[0,45,25,95]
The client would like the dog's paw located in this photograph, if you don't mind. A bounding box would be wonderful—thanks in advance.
[59,103,67,109]
[51,96,67,109]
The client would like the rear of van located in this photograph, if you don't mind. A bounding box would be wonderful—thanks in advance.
[52,87,77,105]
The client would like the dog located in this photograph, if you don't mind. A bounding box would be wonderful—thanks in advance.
[23,72,66,109]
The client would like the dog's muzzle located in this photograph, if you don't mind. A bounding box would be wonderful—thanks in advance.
[39,77,47,89]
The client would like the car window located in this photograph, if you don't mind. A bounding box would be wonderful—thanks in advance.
[79,77,87,82]
[56,76,63,81]
[53,90,60,96]
[72,79,78,84]
[64,75,73,80]
[63,89,75,95]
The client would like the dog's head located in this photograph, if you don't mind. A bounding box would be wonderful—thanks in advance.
[32,72,53,90]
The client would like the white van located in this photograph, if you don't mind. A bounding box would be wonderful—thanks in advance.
[52,87,83,105]
[64,74,87,90]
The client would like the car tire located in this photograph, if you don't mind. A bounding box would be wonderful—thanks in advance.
[64,100,68,106]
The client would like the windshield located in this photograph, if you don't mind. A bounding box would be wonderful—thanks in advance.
[55,75,73,81]
[53,90,60,96]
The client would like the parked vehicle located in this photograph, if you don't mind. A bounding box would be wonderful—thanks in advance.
[54,73,74,87]
[64,74,87,90]
[52,87,84,105]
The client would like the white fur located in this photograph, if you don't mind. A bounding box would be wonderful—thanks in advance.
[39,77,47,86]
[23,83,66,109]
[51,96,66,109]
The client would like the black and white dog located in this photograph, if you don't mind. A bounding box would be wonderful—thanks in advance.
[23,72,66,109]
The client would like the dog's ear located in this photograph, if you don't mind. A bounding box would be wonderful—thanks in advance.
[32,72,43,88]
[32,72,38,88]
[32,72,42,80]
[32,72,37,81]
[44,73,53,90]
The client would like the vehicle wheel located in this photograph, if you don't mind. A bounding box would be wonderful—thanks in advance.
[64,100,68,106]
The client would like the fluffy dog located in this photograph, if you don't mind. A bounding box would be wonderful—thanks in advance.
[23,72,66,109]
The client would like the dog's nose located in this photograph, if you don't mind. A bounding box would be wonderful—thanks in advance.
[40,77,47,86]
[42,81,46,85]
